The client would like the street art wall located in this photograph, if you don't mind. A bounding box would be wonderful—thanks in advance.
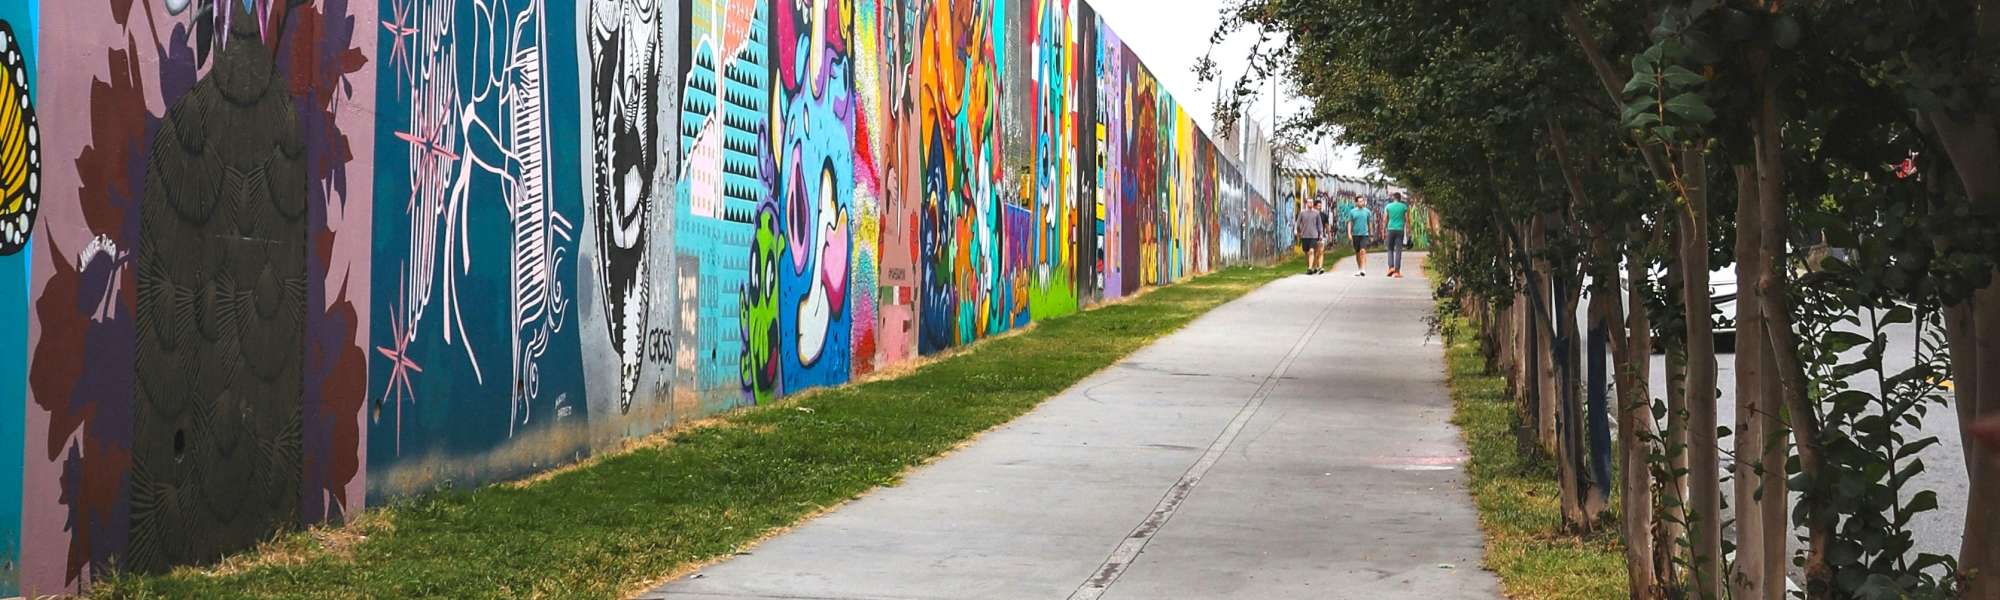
[0,0,1284,593]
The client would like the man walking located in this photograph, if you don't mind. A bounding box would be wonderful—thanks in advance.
[1296,199,1330,274]
[1384,193,1410,278]
[1347,196,1374,276]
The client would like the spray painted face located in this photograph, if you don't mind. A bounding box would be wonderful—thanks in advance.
[589,0,669,412]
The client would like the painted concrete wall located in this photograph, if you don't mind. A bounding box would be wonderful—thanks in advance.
[0,0,1284,594]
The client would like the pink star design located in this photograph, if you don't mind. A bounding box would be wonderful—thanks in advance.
[376,272,424,456]
[382,0,418,84]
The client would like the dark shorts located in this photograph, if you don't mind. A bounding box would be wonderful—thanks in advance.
[1299,238,1322,251]
[1352,236,1372,251]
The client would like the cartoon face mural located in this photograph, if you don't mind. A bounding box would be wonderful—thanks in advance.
[771,0,854,393]
[583,0,680,443]
[1,0,1284,590]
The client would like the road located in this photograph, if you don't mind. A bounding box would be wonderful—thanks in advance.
[1575,289,1968,564]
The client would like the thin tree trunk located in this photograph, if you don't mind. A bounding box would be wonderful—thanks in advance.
[1662,227,1692,579]
[1601,236,1660,599]
[1625,246,1670,596]
[1558,262,1591,528]
[1676,148,1723,600]
[1746,62,1826,596]
[1532,215,1561,455]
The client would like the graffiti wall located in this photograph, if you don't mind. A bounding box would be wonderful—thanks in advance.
[0,0,1283,593]
[0,3,31,593]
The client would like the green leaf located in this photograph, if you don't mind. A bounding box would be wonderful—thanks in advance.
[1906,490,1940,515]
[1622,98,1657,121]
[1892,458,1926,488]
[1856,574,1903,600]
[1623,74,1658,96]
[1631,52,1659,81]
[1894,437,1942,460]
[1663,65,1707,88]
[1826,331,1871,353]
[1663,92,1716,124]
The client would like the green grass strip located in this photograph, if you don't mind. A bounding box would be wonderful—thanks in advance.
[1438,310,1628,599]
[97,254,1330,600]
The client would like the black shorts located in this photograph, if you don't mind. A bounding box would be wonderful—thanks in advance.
[1300,238,1322,251]
[1351,236,1372,251]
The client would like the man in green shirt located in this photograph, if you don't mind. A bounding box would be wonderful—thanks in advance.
[1346,196,1373,276]
[1385,193,1410,278]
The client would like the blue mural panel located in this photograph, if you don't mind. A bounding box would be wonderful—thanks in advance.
[0,5,34,593]
[369,0,587,501]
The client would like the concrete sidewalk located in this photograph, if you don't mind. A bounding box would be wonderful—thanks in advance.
[642,254,1499,600]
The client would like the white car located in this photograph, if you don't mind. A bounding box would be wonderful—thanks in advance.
[1614,262,1739,336]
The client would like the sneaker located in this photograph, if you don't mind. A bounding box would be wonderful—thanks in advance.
[1353,271,1366,277]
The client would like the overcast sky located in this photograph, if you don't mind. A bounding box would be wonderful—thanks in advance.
[1086,0,1376,178]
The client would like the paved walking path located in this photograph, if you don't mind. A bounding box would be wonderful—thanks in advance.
[643,254,1499,600]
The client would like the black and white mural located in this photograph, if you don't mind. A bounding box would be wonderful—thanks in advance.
[581,0,680,443]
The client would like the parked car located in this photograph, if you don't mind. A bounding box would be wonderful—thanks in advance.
[1617,262,1739,336]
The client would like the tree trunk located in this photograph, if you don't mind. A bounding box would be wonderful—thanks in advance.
[1601,237,1660,599]
[1625,246,1671,596]
[1549,120,1613,520]
[1557,262,1592,529]
[1922,107,2000,599]
[1662,227,1692,579]
[1532,215,1561,455]
[1968,284,2000,598]
[1746,61,1827,596]
[1730,160,1785,600]
[1676,148,1723,600]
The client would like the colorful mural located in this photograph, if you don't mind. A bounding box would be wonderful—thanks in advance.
[1,0,1286,592]
[21,0,374,593]
[0,5,33,594]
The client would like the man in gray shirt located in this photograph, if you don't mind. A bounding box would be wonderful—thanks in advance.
[1297,199,1330,275]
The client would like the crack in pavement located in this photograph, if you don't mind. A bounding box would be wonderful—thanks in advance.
[1065,277,1355,600]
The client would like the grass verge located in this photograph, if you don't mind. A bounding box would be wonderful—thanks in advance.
[95,254,1326,600]
[1438,310,1628,599]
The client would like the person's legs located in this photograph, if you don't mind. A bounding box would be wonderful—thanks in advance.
[1353,236,1368,275]
[1387,230,1405,274]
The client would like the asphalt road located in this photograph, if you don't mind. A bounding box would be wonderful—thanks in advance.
[1575,290,1968,567]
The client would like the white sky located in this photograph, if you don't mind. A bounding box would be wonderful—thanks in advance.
[1086,0,1376,178]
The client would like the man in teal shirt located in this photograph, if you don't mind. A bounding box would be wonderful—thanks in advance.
[1346,196,1373,276]
[1385,193,1410,278]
